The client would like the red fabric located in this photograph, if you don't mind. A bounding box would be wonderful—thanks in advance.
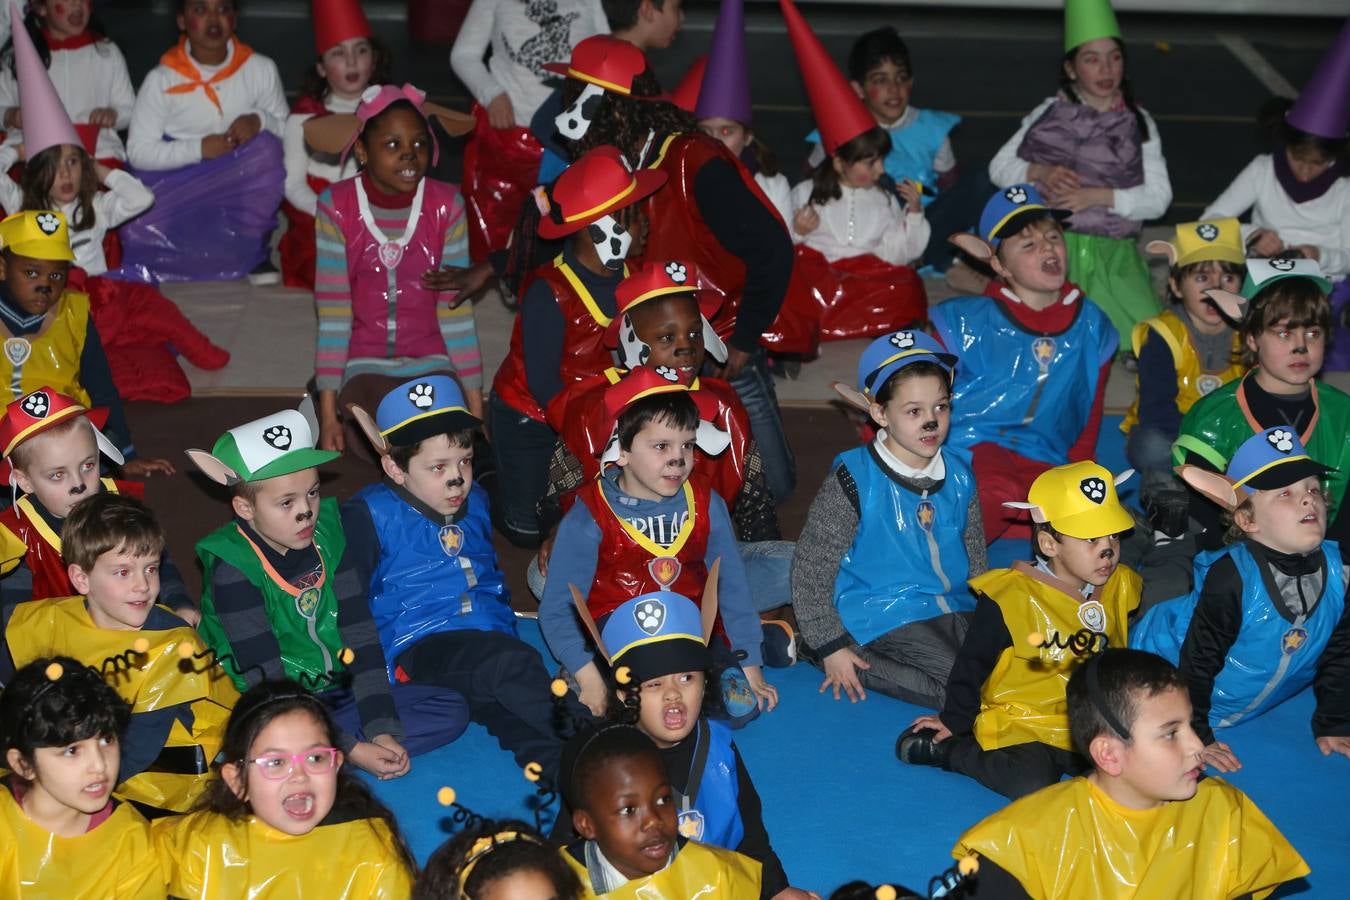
[279,174,329,290]
[461,103,542,263]
[42,31,99,50]
[1069,360,1113,464]
[969,442,1053,542]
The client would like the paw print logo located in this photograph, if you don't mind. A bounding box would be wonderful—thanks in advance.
[19,390,49,419]
[633,598,666,636]
[889,331,915,349]
[1267,429,1294,453]
[408,382,436,409]
[34,213,60,235]
[1004,186,1028,205]
[1195,223,1219,241]
[1270,258,1296,272]
[654,365,680,382]
[262,425,292,451]
[664,262,688,284]
[1079,476,1108,504]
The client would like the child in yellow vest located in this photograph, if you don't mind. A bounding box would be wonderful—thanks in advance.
[953,648,1308,899]
[2,492,238,815]
[897,461,1141,799]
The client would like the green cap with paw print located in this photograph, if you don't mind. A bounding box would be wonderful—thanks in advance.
[187,409,339,486]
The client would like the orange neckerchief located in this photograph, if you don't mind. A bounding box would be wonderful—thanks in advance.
[160,36,254,115]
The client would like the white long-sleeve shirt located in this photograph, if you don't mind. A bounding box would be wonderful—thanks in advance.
[127,40,288,172]
[449,0,607,127]
[0,143,153,273]
[0,37,135,161]
[790,179,930,266]
[1202,154,1350,280]
[282,93,360,217]
[989,95,1172,223]
[756,171,793,227]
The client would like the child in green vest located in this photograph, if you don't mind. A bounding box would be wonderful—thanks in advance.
[188,405,469,779]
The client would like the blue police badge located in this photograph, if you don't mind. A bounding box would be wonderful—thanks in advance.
[439,523,464,557]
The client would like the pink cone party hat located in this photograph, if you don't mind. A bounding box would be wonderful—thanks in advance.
[1287,16,1350,140]
[778,0,874,155]
[9,2,81,158]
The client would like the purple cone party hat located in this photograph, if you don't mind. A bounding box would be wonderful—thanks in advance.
[1287,16,1350,140]
[9,1,81,157]
[695,0,752,125]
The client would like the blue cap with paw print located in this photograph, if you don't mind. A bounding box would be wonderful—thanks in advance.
[857,330,958,396]
[1227,427,1332,494]
[978,184,1070,247]
[375,375,481,447]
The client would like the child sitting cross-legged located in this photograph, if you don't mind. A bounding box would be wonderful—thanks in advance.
[187,405,469,780]
[897,461,1140,799]
[953,648,1309,899]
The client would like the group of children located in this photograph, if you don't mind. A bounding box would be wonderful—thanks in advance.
[0,0,1347,895]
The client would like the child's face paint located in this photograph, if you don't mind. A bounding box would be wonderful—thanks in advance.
[1040,532,1120,590]
[49,144,86,207]
[317,37,375,102]
[10,735,119,826]
[354,107,430,196]
[1242,475,1327,555]
[237,468,321,554]
[227,710,341,837]
[572,755,676,880]
[385,434,473,516]
[992,220,1067,302]
[852,58,912,126]
[833,154,885,191]
[1170,263,1239,335]
[628,296,705,384]
[697,117,750,158]
[12,425,100,518]
[616,419,695,501]
[75,546,161,632]
[177,0,237,61]
[0,253,71,318]
[36,0,90,41]
[1246,317,1325,391]
[1065,37,1123,108]
[871,372,950,469]
[634,670,704,747]
[1104,686,1205,808]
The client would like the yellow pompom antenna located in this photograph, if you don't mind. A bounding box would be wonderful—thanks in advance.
[437,786,456,807]
[177,641,196,659]
[1027,631,1045,648]
[523,761,543,783]
[615,666,632,685]
[337,647,355,665]
[550,678,568,698]
[44,661,63,681]
[874,886,897,900]
[133,637,150,654]
[958,854,979,876]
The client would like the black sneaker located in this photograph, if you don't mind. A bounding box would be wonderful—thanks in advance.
[248,259,281,286]
[895,726,949,767]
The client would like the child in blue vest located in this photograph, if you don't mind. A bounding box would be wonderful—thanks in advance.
[1132,427,1350,770]
[934,184,1118,541]
[344,374,588,779]
[188,405,468,780]
[791,330,983,709]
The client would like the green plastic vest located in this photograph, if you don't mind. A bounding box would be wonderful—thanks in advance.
[196,498,348,692]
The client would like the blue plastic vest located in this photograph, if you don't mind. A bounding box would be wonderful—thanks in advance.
[806,108,960,205]
[356,482,515,677]
[1131,541,1344,728]
[832,445,976,645]
[930,294,1117,464]
[674,719,744,851]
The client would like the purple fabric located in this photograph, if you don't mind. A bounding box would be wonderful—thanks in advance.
[1287,17,1350,140]
[107,132,285,284]
[1273,143,1347,204]
[1326,277,1350,372]
[1016,97,1144,239]
[696,0,751,124]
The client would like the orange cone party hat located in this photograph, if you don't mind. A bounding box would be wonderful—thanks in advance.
[778,0,875,155]
[313,0,373,56]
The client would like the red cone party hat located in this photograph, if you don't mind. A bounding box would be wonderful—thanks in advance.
[313,0,373,56]
[778,0,875,155]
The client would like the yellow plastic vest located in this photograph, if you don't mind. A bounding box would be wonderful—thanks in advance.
[1121,309,1245,433]
[954,776,1309,899]
[0,291,94,406]
[973,563,1140,751]
[152,809,413,899]
[5,596,239,812]
[565,841,763,899]
[0,789,166,899]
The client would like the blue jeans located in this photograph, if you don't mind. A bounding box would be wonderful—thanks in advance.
[921,166,995,272]
[1126,425,1180,500]
[726,348,796,504]
[488,392,557,547]
[740,540,795,613]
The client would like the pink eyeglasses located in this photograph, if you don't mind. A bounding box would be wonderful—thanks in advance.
[245,747,339,780]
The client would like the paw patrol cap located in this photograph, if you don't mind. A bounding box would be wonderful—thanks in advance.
[857,329,958,396]
[375,374,481,447]
[0,210,74,262]
[1227,427,1331,493]
[1241,257,1332,299]
[196,410,339,484]
[602,590,711,683]
[1168,218,1246,269]
[978,184,1069,247]
[1006,460,1134,539]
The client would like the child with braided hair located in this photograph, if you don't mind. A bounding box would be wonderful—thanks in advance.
[415,818,584,900]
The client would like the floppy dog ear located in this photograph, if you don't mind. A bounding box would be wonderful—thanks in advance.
[701,557,721,645]
[1203,289,1247,326]
[949,232,993,263]
[303,114,361,155]
[831,381,871,413]
[570,584,610,662]
[185,450,241,486]
[347,404,389,457]
[425,102,477,137]
[1145,240,1178,265]
[1177,465,1239,511]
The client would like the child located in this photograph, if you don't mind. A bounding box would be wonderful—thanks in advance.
[781,0,928,347]
[988,0,1172,348]
[933,184,1118,541]
[0,388,191,619]
[0,0,135,165]
[279,0,386,289]
[561,723,762,896]
[540,369,775,718]
[1202,19,1350,368]
[0,656,165,898]
[792,330,983,708]
[1133,428,1350,768]
[122,0,290,284]
[897,462,1140,800]
[344,375,586,779]
[571,587,808,900]
[0,17,229,403]
[153,679,415,897]
[415,818,585,900]
[1122,219,1246,518]
[188,406,469,779]
[490,145,665,546]
[1174,259,1350,548]
[3,492,239,814]
[302,83,477,456]
[954,649,1309,898]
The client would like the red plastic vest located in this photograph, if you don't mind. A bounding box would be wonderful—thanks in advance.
[492,255,621,422]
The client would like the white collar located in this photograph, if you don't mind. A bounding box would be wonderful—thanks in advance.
[873,431,945,480]
[325,93,362,114]
[588,841,673,891]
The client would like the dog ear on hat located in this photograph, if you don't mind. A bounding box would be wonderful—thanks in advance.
[949,232,994,263]
[569,584,611,662]
[1202,289,1247,327]
[1176,465,1239,511]
[1145,240,1178,266]
[832,381,871,413]
[347,404,390,458]
[185,450,242,486]
[1002,500,1047,524]
[424,101,476,137]
[701,557,720,645]
[303,114,361,156]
